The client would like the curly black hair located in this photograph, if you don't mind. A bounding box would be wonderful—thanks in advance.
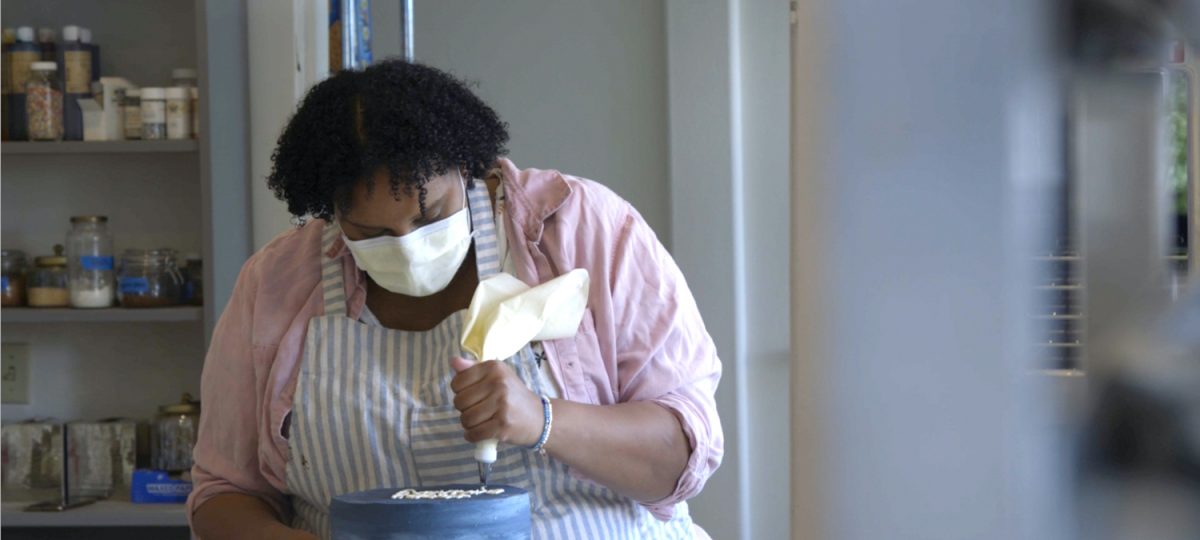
[267,60,510,220]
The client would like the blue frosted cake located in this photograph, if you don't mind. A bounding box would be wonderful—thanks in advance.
[330,485,531,540]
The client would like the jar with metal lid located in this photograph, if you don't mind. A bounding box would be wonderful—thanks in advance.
[2,249,29,307]
[182,254,203,306]
[67,216,115,309]
[28,245,69,307]
[151,393,200,473]
[122,88,141,140]
[117,249,182,308]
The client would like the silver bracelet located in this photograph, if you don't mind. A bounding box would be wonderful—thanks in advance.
[529,395,553,455]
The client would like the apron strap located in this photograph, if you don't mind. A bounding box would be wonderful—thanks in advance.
[321,222,348,316]
[467,179,502,280]
[320,177,502,315]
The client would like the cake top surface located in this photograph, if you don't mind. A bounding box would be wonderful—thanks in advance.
[333,485,528,506]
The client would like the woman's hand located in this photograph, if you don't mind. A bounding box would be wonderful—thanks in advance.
[449,357,544,447]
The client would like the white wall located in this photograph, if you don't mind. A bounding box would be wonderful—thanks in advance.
[665,0,792,537]
[247,0,328,250]
[738,0,792,537]
[376,0,672,238]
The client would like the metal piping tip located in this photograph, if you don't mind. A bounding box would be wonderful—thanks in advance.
[478,462,492,487]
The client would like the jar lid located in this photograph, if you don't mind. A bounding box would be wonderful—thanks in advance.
[141,87,166,99]
[31,61,57,71]
[125,88,141,98]
[159,393,200,414]
[61,25,79,42]
[164,87,189,99]
[70,215,108,224]
[172,68,197,80]
[16,27,34,42]
[35,245,66,267]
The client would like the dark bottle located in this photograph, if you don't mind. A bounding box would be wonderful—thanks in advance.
[9,26,41,141]
[60,25,90,141]
[37,27,56,61]
[2,28,14,141]
[80,28,99,82]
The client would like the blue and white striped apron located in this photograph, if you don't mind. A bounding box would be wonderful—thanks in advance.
[286,180,696,539]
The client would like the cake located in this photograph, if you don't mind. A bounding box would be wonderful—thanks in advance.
[330,485,531,540]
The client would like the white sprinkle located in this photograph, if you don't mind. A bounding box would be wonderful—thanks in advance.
[390,487,506,500]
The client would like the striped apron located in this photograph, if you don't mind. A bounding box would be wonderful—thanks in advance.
[286,180,696,539]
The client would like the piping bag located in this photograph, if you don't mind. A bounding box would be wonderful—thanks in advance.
[460,269,590,485]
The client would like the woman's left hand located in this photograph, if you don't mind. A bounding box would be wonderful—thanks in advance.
[449,357,544,447]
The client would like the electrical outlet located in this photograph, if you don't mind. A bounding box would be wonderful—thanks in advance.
[1,343,31,404]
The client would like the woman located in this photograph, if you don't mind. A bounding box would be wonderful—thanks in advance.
[188,60,722,539]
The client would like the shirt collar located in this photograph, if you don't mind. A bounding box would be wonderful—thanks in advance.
[496,158,572,243]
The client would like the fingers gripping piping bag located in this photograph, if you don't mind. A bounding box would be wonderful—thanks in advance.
[460,269,590,483]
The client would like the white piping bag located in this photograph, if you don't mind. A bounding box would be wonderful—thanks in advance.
[460,269,590,480]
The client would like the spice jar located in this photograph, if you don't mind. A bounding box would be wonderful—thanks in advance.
[171,69,199,139]
[140,87,166,140]
[28,245,69,307]
[25,61,62,141]
[122,88,141,140]
[183,254,203,306]
[67,216,115,308]
[117,249,182,308]
[2,249,29,307]
[171,68,198,89]
[164,87,190,140]
[151,393,200,473]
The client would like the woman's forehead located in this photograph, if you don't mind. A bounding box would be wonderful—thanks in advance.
[346,170,457,214]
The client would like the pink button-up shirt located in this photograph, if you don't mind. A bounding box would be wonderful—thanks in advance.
[187,159,723,525]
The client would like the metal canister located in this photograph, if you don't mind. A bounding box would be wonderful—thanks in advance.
[151,393,199,474]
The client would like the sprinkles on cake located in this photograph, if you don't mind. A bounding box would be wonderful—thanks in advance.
[390,487,506,500]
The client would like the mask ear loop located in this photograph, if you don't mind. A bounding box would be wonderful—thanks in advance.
[461,170,480,241]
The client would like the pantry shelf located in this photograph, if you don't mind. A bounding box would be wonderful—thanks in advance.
[1,307,203,323]
[0,501,187,528]
[2,140,198,155]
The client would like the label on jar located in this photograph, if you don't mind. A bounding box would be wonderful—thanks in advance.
[80,255,115,271]
[1,276,8,290]
[124,105,143,138]
[64,50,93,94]
[166,100,189,139]
[119,277,150,295]
[142,101,166,124]
[10,50,40,95]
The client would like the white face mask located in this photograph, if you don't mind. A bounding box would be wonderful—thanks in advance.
[342,176,474,297]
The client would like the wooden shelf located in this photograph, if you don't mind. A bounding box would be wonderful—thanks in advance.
[2,140,198,155]
[1,501,187,528]
[2,307,203,323]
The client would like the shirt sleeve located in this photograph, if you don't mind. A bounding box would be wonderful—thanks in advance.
[608,203,724,520]
[187,254,290,526]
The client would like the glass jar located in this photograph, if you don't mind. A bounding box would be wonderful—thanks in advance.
[67,216,115,308]
[2,249,29,307]
[117,249,182,308]
[28,245,69,307]
[122,88,141,140]
[151,393,200,473]
[25,61,62,141]
[183,255,203,306]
